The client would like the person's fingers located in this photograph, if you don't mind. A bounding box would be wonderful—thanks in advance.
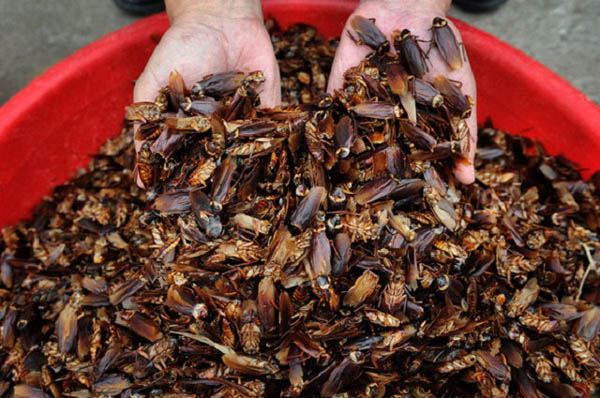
[133,65,163,104]
[328,9,478,184]
[327,27,371,93]
[134,25,224,102]
[132,20,280,189]
[255,59,281,108]
[235,24,281,108]
[454,113,477,184]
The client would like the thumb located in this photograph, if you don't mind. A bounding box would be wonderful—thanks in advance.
[326,24,371,94]
[134,64,163,103]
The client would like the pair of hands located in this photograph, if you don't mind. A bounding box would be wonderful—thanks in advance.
[134,0,477,184]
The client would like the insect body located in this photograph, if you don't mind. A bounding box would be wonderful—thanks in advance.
[431,17,464,70]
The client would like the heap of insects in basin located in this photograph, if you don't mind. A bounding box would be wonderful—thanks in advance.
[2,17,600,398]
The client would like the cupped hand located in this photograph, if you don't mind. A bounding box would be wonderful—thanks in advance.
[134,0,280,107]
[133,0,280,187]
[328,0,478,184]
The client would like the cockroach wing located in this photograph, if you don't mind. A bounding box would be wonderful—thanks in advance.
[432,17,463,71]
[289,186,326,231]
[57,302,78,354]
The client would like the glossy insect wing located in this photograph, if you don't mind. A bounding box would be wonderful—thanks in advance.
[431,17,463,70]
[350,15,389,53]
[343,270,379,307]
[289,186,326,231]
[392,29,428,78]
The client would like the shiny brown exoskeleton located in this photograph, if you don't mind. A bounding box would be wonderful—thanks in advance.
[392,29,429,78]
[431,17,464,70]
[349,15,389,54]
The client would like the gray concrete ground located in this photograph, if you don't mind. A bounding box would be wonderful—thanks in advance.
[0,0,599,105]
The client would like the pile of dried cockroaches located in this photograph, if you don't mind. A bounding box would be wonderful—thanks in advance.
[1,17,600,398]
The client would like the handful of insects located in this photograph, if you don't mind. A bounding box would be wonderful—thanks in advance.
[2,17,600,398]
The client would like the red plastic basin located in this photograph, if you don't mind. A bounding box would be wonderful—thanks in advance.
[0,0,599,227]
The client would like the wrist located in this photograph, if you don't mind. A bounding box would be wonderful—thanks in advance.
[359,0,451,15]
[166,0,263,24]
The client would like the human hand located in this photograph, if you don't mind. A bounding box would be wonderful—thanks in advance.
[133,0,280,187]
[328,0,477,184]
[134,0,280,107]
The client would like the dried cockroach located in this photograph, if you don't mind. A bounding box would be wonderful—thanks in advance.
[240,300,262,354]
[364,308,401,327]
[165,285,208,319]
[413,78,444,108]
[115,311,163,342]
[188,157,217,187]
[551,348,583,383]
[515,369,538,398]
[531,352,558,384]
[385,62,415,112]
[568,335,600,368]
[191,71,245,97]
[502,342,523,369]
[392,29,429,78]
[135,141,154,188]
[1,306,17,348]
[290,186,326,231]
[210,156,236,209]
[13,385,51,398]
[432,75,472,119]
[190,188,222,238]
[343,270,379,307]
[576,306,600,341]
[152,190,191,215]
[174,331,279,375]
[334,116,356,158]
[349,16,389,54]
[351,101,402,119]
[355,178,424,205]
[424,185,458,231]
[431,17,464,70]
[321,352,364,397]
[519,311,559,334]
[310,227,333,291]
[381,273,406,313]
[474,350,509,380]
[233,213,270,235]
[56,293,81,354]
[332,232,352,275]
[125,102,162,122]
[507,278,539,318]
[401,121,437,150]
[165,115,211,132]
[437,353,477,373]
[180,95,219,115]
[288,344,304,396]
[258,277,277,332]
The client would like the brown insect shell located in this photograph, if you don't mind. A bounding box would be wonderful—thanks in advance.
[343,269,379,307]
[257,277,278,332]
[431,17,464,71]
[124,102,163,122]
[392,29,429,78]
[349,15,389,53]
[432,75,471,119]
[191,71,245,98]
[289,186,327,231]
[334,116,356,158]
[413,78,444,108]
